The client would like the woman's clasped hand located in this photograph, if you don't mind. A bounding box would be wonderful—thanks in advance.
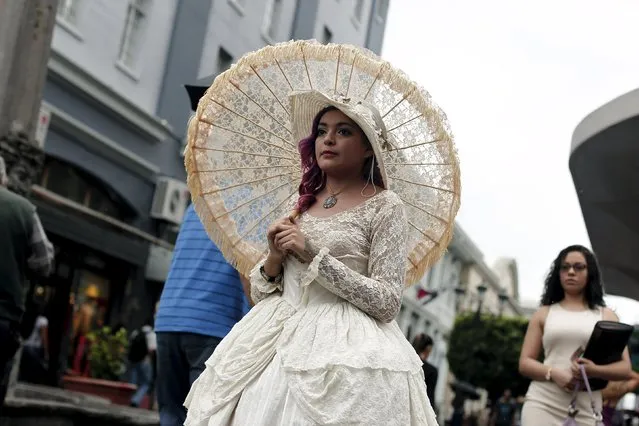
[267,217,311,263]
[571,357,597,382]
[551,368,580,392]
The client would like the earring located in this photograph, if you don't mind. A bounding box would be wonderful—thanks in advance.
[361,157,377,198]
[314,170,325,191]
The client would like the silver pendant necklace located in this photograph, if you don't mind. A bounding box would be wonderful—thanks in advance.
[322,183,345,209]
[323,194,338,209]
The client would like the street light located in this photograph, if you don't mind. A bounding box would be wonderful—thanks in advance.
[453,284,488,317]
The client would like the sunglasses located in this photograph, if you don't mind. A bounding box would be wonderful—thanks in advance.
[560,263,587,272]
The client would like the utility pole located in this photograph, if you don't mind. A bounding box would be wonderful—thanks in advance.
[0,0,59,398]
[0,0,59,196]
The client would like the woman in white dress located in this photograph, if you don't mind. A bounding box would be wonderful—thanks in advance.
[183,89,440,425]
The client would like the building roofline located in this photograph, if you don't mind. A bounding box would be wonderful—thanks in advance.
[571,88,639,154]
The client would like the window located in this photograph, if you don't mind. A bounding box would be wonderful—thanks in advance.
[57,0,82,25]
[262,0,283,41]
[423,320,431,332]
[353,0,365,22]
[41,158,90,205]
[322,26,333,44]
[217,47,233,75]
[40,157,134,221]
[118,0,151,70]
[375,0,389,21]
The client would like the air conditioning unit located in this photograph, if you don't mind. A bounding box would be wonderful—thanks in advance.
[150,177,190,224]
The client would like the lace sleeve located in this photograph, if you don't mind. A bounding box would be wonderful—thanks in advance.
[309,200,408,323]
[249,256,282,304]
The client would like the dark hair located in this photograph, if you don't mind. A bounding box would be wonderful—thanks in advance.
[540,244,605,309]
[412,333,434,353]
[294,106,385,214]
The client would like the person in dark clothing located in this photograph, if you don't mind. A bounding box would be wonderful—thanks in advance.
[0,156,54,410]
[491,389,517,426]
[413,333,438,410]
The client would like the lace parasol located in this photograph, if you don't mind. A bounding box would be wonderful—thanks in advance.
[185,40,461,286]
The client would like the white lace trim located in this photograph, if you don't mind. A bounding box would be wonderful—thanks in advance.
[300,247,330,288]
[249,258,282,303]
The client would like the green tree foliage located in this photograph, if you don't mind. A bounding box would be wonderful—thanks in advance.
[87,326,129,381]
[448,313,530,400]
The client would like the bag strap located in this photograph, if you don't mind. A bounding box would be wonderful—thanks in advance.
[568,364,603,424]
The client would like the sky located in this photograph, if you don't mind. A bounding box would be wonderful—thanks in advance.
[381,0,639,321]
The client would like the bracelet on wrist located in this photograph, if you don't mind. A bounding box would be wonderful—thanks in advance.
[260,265,283,284]
[545,367,553,381]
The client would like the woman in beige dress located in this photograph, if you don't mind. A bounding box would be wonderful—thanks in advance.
[519,245,632,425]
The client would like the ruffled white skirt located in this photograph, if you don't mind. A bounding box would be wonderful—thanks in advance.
[184,284,437,425]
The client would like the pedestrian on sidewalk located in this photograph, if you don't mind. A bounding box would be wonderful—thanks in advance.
[153,87,252,424]
[413,333,439,411]
[601,371,639,426]
[154,204,251,425]
[128,319,157,408]
[0,156,54,410]
[20,303,50,384]
[519,245,632,425]
[491,389,516,426]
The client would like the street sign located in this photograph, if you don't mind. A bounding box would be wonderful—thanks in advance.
[35,104,51,148]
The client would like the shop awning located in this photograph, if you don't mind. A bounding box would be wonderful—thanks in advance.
[570,88,639,300]
[33,190,151,267]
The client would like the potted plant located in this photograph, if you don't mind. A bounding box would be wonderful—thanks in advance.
[87,326,128,381]
[62,326,137,406]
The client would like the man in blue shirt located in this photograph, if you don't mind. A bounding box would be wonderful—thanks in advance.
[154,204,251,425]
[154,82,252,425]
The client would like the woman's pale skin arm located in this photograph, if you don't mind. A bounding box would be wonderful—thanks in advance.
[519,307,551,381]
[574,308,632,381]
[519,307,576,390]
[602,372,639,401]
[262,253,284,277]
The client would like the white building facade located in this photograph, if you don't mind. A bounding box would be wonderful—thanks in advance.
[9,0,391,384]
[398,224,523,418]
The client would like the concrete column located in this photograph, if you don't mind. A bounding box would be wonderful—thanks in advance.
[0,0,59,397]
[0,0,59,196]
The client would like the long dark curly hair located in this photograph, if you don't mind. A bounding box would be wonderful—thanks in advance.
[540,244,605,309]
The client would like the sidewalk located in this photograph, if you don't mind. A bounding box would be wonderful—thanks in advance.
[1,383,159,426]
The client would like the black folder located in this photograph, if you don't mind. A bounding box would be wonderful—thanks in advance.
[582,320,634,390]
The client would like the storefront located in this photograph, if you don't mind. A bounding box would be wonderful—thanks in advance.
[22,157,153,383]
[570,88,639,300]
[16,53,185,386]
